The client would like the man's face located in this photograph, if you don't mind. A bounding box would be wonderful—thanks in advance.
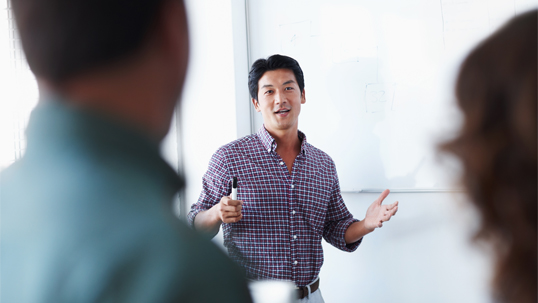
[252,68,306,134]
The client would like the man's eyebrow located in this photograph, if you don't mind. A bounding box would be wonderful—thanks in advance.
[261,84,274,89]
[283,80,296,85]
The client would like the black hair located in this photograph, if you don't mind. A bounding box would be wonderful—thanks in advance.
[248,54,305,101]
[11,0,172,83]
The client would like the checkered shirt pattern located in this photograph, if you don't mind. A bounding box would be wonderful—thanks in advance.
[187,126,361,287]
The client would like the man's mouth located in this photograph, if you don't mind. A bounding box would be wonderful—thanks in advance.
[274,108,290,114]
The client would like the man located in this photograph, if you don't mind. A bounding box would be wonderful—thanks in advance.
[188,54,399,302]
[0,0,252,302]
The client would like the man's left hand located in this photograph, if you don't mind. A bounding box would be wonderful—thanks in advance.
[363,189,398,231]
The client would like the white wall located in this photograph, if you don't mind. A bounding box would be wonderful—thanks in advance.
[179,0,250,217]
[320,192,492,303]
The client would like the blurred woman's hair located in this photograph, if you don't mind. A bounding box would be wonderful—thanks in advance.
[440,10,537,303]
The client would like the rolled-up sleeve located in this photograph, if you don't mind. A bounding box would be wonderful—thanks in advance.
[187,148,231,228]
[322,162,361,252]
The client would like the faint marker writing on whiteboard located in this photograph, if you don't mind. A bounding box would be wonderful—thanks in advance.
[364,83,396,113]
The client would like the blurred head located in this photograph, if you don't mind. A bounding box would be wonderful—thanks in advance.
[440,10,537,303]
[12,0,189,141]
[11,0,188,86]
[248,54,305,102]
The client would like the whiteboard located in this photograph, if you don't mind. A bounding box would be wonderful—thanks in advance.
[247,0,537,192]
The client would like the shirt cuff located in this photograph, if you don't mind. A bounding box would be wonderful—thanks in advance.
[186,207,205,228]
[341,218,362,252]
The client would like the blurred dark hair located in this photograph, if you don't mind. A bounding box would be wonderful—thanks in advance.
[440,10,537,303]
[11,0,171,83]
[248,54,305,101]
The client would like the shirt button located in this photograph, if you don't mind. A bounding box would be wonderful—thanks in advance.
[268,149,271,153]
[279,161,284,165]
[293,235,297,239]
[292,210,296,215]
[291,184,295,189]
[293,260,298,265]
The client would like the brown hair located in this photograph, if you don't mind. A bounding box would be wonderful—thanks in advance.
[11,0,171,83]
[440,10,537,303]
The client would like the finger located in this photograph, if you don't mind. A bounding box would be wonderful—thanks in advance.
[386,205,398,216]
[222,203,242,211]
[382,207,398,222]
[390,205,398,215]
[222,205,241,212]
[221,205,239,212]
[386,201,398,210]
[376,189,390,205]
[223,210,242,218]
[387,205,398,217]
[223,213,243,223]
[224,212,242,220]
[220,196,231,206]
[227,199,243,206]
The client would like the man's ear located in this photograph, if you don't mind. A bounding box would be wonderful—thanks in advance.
[301,89,306,104]
[252,98,261,112]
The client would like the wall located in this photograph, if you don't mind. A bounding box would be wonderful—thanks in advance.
[179,0,250,217]
[247,0,537,192]
[320,192,492,303]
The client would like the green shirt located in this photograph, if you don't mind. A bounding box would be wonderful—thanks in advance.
[1,99,252,303]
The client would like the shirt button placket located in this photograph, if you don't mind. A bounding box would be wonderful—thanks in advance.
[290,184,297,240]
[289,177,298,281]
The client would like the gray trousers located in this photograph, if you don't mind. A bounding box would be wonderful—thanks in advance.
[297,289,325,303]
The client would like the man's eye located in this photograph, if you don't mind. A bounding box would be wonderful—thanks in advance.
[285,87,294,91]
[265,90,273,95]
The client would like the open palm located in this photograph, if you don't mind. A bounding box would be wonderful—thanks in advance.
[364,189,399,231]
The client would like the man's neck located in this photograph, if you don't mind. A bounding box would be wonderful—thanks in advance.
[266,126,301,155]
[37,47,179,143]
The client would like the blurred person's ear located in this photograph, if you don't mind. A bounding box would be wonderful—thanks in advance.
[155,0,190,89]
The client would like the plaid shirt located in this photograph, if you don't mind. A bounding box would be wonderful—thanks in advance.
[187,126,361,287]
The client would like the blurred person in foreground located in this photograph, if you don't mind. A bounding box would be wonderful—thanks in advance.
[0,0,252,302]
[440,10,537,303]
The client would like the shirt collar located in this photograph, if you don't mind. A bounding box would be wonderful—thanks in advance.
[257,125,308,155]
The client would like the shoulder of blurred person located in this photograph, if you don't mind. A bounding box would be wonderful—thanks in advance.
[0,120,252,302]
[440,9,537,303]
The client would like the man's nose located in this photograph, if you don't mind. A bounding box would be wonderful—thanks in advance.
[275,91,286,104]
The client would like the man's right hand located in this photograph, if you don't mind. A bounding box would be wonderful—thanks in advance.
[214,196,243,223]
[193,196,243,235]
